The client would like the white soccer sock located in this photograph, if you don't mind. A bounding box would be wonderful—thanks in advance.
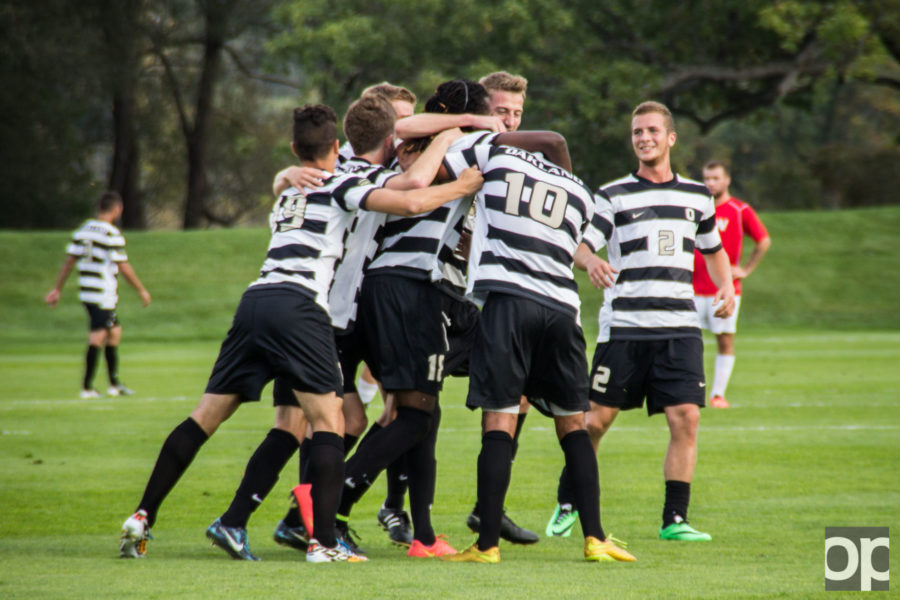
[356,376,379,406]
[711,354,736,398]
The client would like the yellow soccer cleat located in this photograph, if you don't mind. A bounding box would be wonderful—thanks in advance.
[441,543,500,563]
[584,535,636,562]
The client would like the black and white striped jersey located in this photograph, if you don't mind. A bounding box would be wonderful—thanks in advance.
[250,170,386,313]
[444,144,611,320]
[66,219,128,309]
[365,131,498,281]
[328,157,398,330]
[596,172,722,342]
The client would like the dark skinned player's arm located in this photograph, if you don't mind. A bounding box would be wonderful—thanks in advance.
[493,131,571,172]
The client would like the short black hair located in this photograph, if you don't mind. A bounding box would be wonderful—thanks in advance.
[292,104,338,161]
[97,191,122,213]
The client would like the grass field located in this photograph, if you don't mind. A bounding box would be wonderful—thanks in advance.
[1,207,899,598]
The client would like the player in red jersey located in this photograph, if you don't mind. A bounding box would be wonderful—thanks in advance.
[693,161,771,408]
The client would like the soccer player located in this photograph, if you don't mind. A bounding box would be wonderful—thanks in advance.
[460,70,539,544]
[270,99,467,555]
[547,101,735,542]
[45,191,151,398]
[334,79,565,559]
[694,160,771,408]
[439,126,634,564]
[479,71,527,132]
[117,102,482,562]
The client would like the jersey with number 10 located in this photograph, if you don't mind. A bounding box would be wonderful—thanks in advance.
[596,173,721,342]
[443,144,610,320]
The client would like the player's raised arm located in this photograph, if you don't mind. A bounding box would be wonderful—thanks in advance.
[395,113,507,140]
[386,128,465,190]
[365,167,483,216]
[272,166,327,197]
[493,131,571,171]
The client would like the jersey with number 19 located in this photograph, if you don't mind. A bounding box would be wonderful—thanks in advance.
[443,144,610,321]
[597,173,722,342]
[250,171,385,313]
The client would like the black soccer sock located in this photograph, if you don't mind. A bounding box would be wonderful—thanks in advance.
[384,455,409,511]
[406,404,441,545]
[343,433,359,456]
[105,345,119,386]
[220,428,299,529]
[338,406,433,518]
[560,429,604,540]
[307,431,344,547]
[138,418,208,527]
[663,480,691,527]
[83,345,100,390]
[471,412,529,517]
[355,422,382,452]
[476,430,513,551]
[280,436,313,528]
[511,411,528,461]
[556,465,577,506]
[298,437,312,484]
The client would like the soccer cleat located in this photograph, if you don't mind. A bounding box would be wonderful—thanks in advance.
[467,509,539,545]
[306,538,368,563]
[709,395,729,408]
[272,519,309,551]
[545,503,579,537]
[377,506,413,547]
[119,509,151,558]
[107,383,135,397]
[206,518,261,560]
[408,535,457,558]
[335,521,366,555]
[584,535,637,562]
[80,389,101,399]
[441,543,500,563]
[659,521,712,541]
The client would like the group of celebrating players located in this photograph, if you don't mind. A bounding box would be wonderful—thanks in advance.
[111,70,772,565]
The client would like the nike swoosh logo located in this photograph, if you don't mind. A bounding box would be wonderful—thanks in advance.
[632,211,645,219]
[698,382,706,387]
[251,493,263,504]
[223,529,244,552]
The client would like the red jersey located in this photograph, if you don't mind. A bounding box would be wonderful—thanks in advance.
[693,197,768,296]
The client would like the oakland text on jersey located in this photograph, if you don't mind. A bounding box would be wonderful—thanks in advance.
[444,142,610,320]
[596,173,722,342]
[67,219,127,309]
[500,146,585,186]
[366,131,498,282]
[251,171,382,313]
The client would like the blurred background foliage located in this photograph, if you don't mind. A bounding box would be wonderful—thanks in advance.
[2,0,898,229]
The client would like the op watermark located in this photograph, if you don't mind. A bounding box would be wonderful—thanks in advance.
[825,527,889,591]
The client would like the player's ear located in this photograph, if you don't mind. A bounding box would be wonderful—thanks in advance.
[290,142,300,159]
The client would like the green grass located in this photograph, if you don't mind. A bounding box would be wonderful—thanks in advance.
[1,207,899,598]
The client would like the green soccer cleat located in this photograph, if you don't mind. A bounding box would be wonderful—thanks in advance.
[658,521,712,541]
[545,503,579,537]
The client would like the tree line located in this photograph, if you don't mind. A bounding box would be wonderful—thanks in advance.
[2,0,898,230]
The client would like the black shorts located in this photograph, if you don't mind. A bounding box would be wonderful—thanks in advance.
[357,274,447,395]
[335,327,366,395]
[441,290,480,377]
[205,285,342,402]
[589,337,705,415]
[467,293,589,414]
[84,303,119,331]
